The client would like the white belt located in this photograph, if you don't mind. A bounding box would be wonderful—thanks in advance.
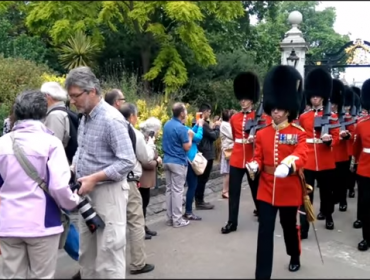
[363,148,370,153]
[306,138,323,144]
[235,138,251,144]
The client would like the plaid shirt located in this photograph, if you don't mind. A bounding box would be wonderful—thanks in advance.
[73,99,135,183]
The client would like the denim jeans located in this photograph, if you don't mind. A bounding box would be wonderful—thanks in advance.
[186,165,198,214]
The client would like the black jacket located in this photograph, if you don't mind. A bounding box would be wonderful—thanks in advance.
[197,120,220,160]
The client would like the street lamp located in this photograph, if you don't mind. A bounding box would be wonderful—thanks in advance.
[287,49,299,68]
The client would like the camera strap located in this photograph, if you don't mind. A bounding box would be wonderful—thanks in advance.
[10,132,50,196]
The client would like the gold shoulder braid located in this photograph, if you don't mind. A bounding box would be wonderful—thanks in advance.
[291,123,305,131]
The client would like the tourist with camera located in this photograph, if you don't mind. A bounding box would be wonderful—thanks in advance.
[66,67,136,279]
[0,90,80,279]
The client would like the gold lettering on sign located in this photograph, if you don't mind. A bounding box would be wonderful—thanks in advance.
[345,39,370,65]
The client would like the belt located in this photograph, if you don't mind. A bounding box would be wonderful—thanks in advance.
[235,138,251,144]
[363,148,370,153]
[306,138,323,144]
[263,165,296,175]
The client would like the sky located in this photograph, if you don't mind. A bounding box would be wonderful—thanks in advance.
[251,1,370,85]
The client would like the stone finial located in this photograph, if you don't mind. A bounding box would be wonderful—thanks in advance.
[288,11,303,27]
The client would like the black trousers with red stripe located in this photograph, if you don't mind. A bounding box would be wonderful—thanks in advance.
[255,201,300,280]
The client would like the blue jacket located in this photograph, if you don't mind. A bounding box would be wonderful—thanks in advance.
[186,125,203,161]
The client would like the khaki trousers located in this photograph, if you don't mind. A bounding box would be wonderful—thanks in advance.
[0,234,60,279]
[127,181,146,271]
[79,181,128,279]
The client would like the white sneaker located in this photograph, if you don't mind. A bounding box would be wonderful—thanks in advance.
[174,219,190,228]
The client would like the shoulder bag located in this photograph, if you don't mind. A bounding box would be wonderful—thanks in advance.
[10,132,70,249]
[189,152,208,175]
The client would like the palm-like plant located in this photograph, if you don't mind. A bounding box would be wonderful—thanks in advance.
[58,31,101,70]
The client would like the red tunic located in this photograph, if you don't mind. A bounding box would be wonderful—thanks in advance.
[298,109,340,171]
[254,121,307,206]
[353,116,370,178]
[334,114,355,162]
[230,111,271,168]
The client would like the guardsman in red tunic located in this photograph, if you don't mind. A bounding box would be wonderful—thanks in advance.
[353,78,370,251]
[348,86,362,198]
[221,72,262,234]
[246,65,307,279]
[331,83,355,212]
[298,68,340,238]
[352,93,368,229]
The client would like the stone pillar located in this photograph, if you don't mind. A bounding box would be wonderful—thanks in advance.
[280,11,308,82]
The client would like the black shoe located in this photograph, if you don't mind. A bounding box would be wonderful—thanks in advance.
[317,212,325,220]
[145,233,152,240]
[221,222,237,234]
[353,220,363,229]
[339,204,347,212]
[288,256,301,272]
[358,240,369,251]
[301,231,308,240]
[130,263,155,275]
[145,226,157,236]
[196,201,215,210]
[348,190,355,198]
[326,216,334,230]
[72,271,81,279]
[253,209,259,217]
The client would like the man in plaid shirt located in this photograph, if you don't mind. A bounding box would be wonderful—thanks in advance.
[67,66,135,279]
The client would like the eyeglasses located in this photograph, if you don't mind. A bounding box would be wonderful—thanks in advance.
[68,90,87,100]
[118,98,126,101]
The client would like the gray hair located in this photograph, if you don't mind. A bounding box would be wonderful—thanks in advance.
[14,90,48,121]
[41,81,67,102]
[119,103,138,120]
[65,66,102,95]
[139,117,162,136]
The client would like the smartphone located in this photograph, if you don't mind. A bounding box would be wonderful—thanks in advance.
[149,131,155,138]
[196,112,203,121]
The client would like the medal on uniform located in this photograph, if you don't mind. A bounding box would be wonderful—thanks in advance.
[281,134,286,144]
[287,134,292,145]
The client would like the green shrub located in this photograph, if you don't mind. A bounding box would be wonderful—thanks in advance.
[0,55,51,107]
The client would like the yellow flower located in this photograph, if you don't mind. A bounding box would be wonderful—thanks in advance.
[41,73,66,86]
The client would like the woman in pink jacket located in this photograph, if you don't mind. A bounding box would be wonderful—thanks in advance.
[0,90,79,279]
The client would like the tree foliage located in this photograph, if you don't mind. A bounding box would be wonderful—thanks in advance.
[58,31,101,70]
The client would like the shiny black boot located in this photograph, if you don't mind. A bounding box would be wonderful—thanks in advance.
[221,222,237,234]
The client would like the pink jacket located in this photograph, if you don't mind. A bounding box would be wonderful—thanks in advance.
[0,120,79,238]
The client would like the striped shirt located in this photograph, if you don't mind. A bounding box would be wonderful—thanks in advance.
[73,99,135,183]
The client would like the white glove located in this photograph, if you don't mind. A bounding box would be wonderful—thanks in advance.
[274,164,289,178]
[246,161,259,173]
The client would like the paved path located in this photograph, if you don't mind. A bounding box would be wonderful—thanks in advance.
[2,179,370,278]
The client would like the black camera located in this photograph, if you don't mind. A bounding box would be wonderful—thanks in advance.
[70,182,106,233]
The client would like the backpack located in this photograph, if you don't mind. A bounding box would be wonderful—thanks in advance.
[127,122,137,155]
[126,122,138,181]
[47,107,80,162]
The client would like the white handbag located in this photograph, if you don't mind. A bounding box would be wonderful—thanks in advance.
[189,152,208,175]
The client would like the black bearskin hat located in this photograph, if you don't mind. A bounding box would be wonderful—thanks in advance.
[233,72,260,103]
[304,68,332,104]
[331,79,344,108]
[351,86,361,98]
[353,92,361,114]
[361,79,370,111]
[343,86,354,107]
[263,65,303,122]
[299,92,307,114]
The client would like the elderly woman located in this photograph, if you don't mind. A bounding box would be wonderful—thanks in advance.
[220,109,236,199]
[0,90,79,279]
[139,117,162,237]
